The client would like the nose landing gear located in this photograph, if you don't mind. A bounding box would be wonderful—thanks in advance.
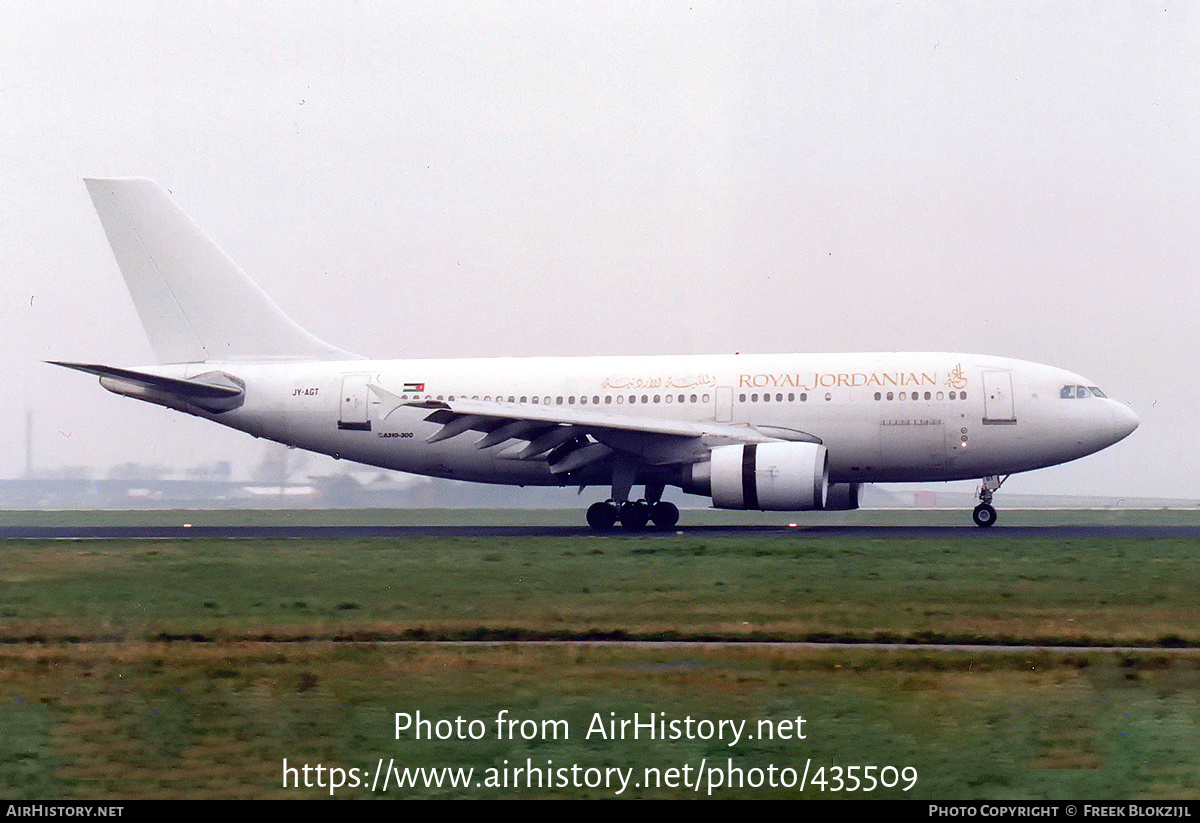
[972,503,997,527]
[972,475,1008,527]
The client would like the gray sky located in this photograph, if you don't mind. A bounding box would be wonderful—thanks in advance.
[2,2,1196,499]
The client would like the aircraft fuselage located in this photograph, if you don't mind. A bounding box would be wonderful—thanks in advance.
[137,351,1137,489]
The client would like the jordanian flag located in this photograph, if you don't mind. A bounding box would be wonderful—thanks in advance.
[403,382,425,393]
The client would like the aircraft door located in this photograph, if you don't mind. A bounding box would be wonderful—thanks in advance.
[982,370,1016,424]
[338,373,373,431]
[715,387,733,422]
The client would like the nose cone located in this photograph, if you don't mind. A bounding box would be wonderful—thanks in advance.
[1110,402,1139,443]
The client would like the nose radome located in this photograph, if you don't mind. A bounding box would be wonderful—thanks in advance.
[1111,402,1139,442]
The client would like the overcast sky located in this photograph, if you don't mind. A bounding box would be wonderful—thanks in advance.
[2,2,1196,500]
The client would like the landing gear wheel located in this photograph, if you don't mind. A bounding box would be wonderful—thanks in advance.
[649,501,679,529]
[619,501,650,531]
[973,475,1006,528]
[586,501,618,531]
[972,503,997,528]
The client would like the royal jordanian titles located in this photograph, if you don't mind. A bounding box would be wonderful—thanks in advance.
[55,180,1139,529]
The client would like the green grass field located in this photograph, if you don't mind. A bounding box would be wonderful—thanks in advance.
[2,511,1199,798]
[3,533,1199,646]
[4,643,1200,799]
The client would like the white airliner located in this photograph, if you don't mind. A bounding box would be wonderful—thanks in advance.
[55,179,1139,529]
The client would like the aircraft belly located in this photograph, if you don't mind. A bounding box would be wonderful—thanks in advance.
[296,406,559,485]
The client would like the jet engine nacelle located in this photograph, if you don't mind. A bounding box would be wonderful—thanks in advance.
[685,442,829,511]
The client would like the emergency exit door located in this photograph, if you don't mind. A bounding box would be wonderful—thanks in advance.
[338,373,373,431]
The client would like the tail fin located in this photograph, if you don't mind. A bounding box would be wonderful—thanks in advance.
[84,178,359,364]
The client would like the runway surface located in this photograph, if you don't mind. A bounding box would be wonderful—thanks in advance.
[3,523,1199,539]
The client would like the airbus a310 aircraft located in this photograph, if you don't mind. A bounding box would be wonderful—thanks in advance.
[55,179,1139,529]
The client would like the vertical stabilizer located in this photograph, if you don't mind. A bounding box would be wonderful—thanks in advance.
[84,178,358,364]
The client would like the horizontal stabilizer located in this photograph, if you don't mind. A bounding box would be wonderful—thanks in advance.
[49,361,245,413]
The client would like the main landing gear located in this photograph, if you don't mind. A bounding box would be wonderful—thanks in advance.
[972,475,1008,528]
[587,499,679,531]
[587,465,680,531]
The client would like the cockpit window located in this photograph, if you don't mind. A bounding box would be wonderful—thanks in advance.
[1060,384,1106,399]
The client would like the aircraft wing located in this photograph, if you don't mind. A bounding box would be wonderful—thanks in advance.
[370,385,820,475]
